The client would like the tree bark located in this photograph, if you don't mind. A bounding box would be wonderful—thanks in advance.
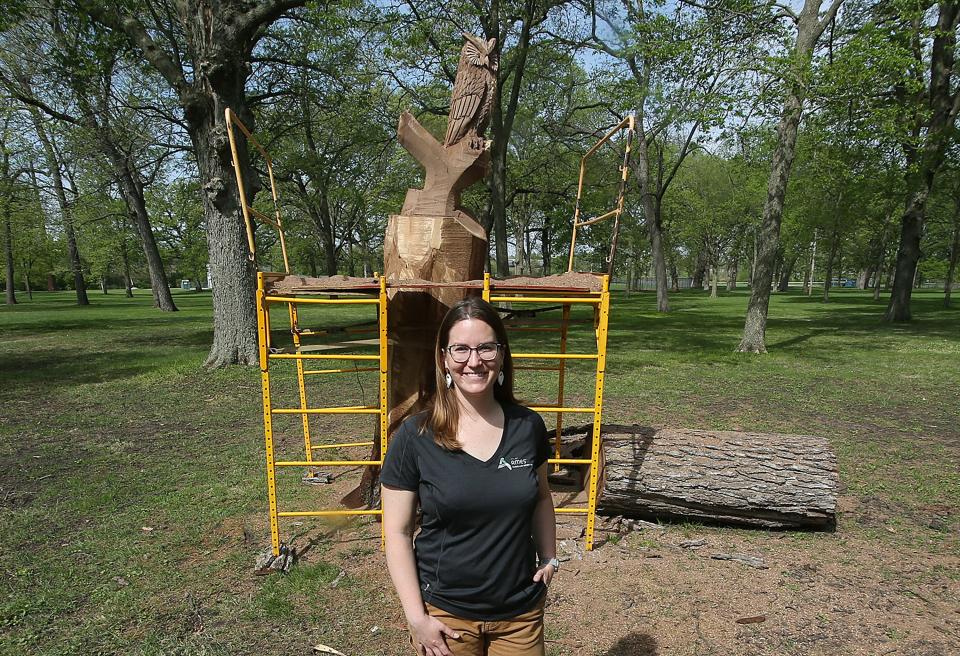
[120,238,134,298]
[737,0,841,352]
[591,425,838,530]
[691,246,707,289]
[633,137,669,311]
[886,2,960,321]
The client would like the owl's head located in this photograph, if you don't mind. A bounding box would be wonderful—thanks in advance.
[462,33,497,70]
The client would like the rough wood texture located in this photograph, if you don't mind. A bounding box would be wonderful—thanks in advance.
[592,425,838,530]
[384,214,487,426]
[397,111,489,224]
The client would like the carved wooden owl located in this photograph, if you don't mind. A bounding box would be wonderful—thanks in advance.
[444,33,498,148]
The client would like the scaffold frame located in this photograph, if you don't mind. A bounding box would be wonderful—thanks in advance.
[228,106,613,555]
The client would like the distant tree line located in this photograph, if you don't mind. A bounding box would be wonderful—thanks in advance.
[1,0,958,364]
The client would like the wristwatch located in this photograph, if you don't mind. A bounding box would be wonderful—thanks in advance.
[540,557,560,571]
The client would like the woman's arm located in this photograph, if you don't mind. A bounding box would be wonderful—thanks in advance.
[531,463,557,585]
[382,485,460,656]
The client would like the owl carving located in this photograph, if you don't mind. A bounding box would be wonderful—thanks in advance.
[444,33,498,149]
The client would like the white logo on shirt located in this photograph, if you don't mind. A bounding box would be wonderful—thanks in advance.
[498,457,532,470]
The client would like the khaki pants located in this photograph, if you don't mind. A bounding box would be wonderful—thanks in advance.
[419,597,545,656]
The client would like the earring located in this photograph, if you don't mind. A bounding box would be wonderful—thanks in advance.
[445,371,453,389]
[497,370,504,386]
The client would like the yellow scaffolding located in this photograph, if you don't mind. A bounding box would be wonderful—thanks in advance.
[228,106,614,555]
[483,273,611,551]
[255,273,389,556]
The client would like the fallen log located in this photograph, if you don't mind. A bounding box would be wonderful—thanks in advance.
[582,425,838,530]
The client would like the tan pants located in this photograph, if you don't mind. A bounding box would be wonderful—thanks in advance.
[420,597,545,656]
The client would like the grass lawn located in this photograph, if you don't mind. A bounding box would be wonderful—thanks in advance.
[1,286,957,655]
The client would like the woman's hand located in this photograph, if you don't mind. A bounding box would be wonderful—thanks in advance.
[532,562,555,587]
[409,614,461,656]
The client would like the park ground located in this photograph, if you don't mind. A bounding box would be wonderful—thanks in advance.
[1,287,958,656]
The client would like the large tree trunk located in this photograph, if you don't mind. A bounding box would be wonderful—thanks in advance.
[885,193,926,320]
[190,100,259,366]
[691,247,707,289]
[634,138,669,311]
[482,7,534,277]
[87,0,307,365]
[726,257,738,291]
[594,425,838,530]
[778,253,798,292]
[886,2,960,321]
[737,0,840,352]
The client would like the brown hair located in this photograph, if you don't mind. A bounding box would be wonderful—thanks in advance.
[423,297,516,450]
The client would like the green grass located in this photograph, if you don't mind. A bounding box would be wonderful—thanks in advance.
[1,286,958,654]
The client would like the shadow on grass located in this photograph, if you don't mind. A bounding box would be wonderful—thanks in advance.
[0,350,156,392]
[602,632,658,655]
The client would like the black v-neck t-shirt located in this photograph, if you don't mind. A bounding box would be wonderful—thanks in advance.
[381,403,550,621]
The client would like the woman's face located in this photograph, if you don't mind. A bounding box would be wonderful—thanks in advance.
[443,318,503,399]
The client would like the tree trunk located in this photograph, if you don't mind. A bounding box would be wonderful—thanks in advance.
[86,0,308,365]
[709,263,718,298]
[737,0,838,352]
[778,253,797,292]
[120,239,134,298]
[482,9,535,277]
[594,425,838,530]
[24,273,32,300]
[191,101,259,366]
[3,197,14,306]
[633,131,670,311]
[691,247,707,289]
[112,166,177,311]
[886,2,960,321]
[726,257,738,291]
[670,257,680,292]
[100,275,108,294]
[823,231,838,302]
[945,222,959,308]
[540,223,551,275]
[32,114,88,306]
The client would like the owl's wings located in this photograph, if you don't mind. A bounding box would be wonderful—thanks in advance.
[444,46,488,146]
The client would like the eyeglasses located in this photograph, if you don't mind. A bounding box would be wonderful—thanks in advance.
[445,342,502,363]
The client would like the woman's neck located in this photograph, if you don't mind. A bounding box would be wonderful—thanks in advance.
[455,390,501,422]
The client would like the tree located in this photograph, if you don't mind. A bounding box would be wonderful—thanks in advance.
[737,0,845,353]
[884,1,960,321]
[571,0,761,311]
[80,0,309,366]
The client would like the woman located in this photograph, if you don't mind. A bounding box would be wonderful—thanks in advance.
[381,297,558,656]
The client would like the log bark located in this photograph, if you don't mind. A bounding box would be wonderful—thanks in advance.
[590,425,838,530]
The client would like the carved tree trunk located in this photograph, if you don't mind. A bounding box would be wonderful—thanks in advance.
[595,425,838,530]
[344,110,489,509]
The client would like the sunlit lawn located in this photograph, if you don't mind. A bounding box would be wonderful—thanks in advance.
[1,285,957,654]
